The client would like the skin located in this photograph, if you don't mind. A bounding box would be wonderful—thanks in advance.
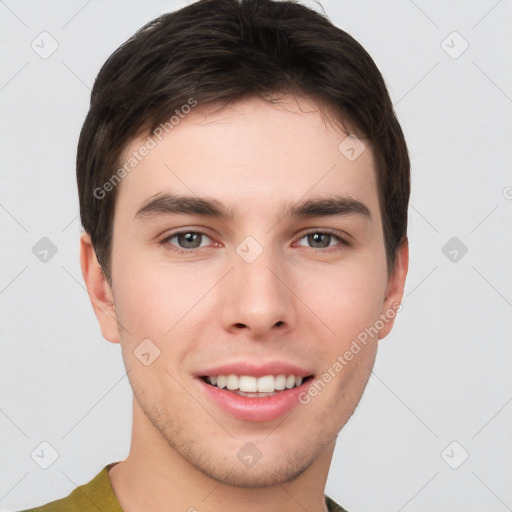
[80,94,408,512]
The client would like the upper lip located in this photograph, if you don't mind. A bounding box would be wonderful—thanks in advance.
[196,361,313,378]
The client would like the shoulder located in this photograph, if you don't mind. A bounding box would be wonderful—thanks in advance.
[325,494,350,512]
[16,463,122,512]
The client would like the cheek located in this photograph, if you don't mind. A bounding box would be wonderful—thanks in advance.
[114,272,166,336]
[111,251,219,351]
[304,257,387,345]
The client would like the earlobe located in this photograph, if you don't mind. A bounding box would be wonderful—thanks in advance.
[79,232,120,344]
[378,237,409,340]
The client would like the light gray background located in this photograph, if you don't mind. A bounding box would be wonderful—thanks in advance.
[1,0,511,511]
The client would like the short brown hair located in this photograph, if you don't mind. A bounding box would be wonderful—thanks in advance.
[77,0,410,284]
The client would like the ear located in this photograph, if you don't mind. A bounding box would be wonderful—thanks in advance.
[378,237,409,340]
[80,232,120,344]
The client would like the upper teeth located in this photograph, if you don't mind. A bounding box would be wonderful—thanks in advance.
[207,374,303,393]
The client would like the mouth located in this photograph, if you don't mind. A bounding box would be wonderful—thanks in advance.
[196,372,315,422]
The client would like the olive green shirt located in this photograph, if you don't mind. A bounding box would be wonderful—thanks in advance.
[18,462,348,511]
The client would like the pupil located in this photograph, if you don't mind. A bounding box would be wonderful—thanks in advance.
[309,233,330,248]
[179,233,200,248]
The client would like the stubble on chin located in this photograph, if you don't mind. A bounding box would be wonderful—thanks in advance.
[136,395,336,489]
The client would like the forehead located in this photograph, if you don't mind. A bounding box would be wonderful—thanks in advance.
[115,95,379,222]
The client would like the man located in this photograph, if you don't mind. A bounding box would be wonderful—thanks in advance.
[21,0,409,510]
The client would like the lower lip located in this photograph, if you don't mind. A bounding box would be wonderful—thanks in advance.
[197,378,312,422]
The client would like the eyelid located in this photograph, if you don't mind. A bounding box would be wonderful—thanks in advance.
[297,226,350,240]
[294,228,350,247]
[160,228,216,243]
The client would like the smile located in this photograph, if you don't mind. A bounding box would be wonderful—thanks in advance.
[203,374,305,395]
[197,373,314,422]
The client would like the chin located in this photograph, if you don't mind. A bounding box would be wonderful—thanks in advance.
[195,451,315,488]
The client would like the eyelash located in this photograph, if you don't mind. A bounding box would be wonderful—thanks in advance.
[159,229,349,255]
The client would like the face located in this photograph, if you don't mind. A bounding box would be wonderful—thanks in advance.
[84,95,407,488]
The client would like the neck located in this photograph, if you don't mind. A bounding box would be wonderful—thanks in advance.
[109,396,334,512]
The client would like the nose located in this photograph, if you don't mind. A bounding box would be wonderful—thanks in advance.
[220,243,297,338]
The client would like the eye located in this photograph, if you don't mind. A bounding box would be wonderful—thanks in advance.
[160,229,349,255]
[161,230,216,253]
[296,231,348,250]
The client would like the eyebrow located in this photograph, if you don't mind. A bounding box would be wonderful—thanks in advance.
[134,193,372,222]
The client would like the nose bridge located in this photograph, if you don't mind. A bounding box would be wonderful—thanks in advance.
[221,236,296,334]
[237,248,281,299]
